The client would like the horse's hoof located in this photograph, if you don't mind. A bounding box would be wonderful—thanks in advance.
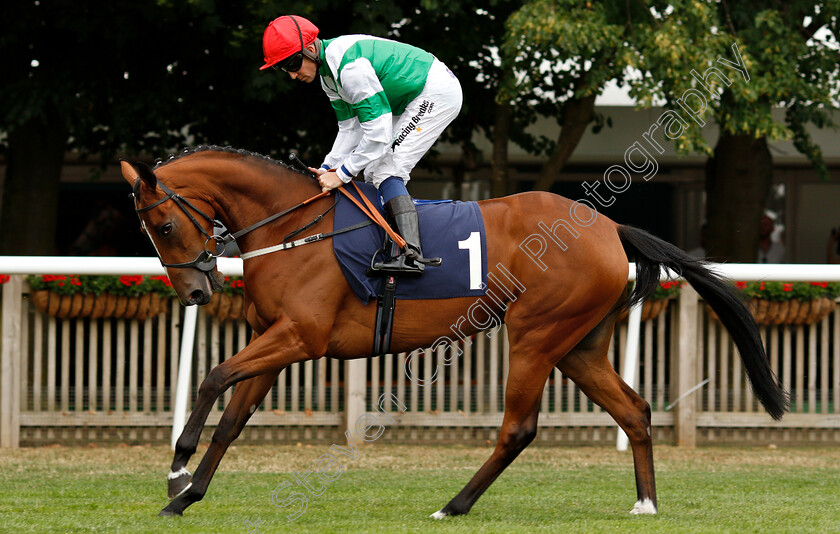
[630,498,658,515]
[430,510,448,520]
[158,507,183,517]
[168,468,192,499]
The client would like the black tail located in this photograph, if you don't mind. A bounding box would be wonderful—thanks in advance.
[617,225,788,420]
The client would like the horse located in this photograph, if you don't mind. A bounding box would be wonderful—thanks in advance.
[120,146,787,518]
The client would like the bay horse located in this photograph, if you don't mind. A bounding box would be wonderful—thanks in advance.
[120,146,787,518]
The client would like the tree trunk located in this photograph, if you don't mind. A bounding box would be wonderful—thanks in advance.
[532,93,597,192]
[451,160,464,201]
[491,101,511,198]
[0,116,67,255]
[704,132,773,262]
[452,141,478,201]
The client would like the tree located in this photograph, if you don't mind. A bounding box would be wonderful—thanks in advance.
[0,1,239,254]
[707,2,839,261]
[499,1,840,261]
[0,1,417,255]
[633,1,840,261]
[499,1,669,193]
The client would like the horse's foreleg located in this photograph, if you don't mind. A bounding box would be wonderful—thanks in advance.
[165,321,309,508]
[167,331,262,489]
[160,370,280,516]
[559,343,657,514]
[166,372,222,489]
[432,357,551,518]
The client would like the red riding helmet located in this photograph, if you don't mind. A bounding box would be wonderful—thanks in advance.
[260,15,319,71]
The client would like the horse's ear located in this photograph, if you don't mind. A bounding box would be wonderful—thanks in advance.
[120,159,139,185]
[120,159,157,190]
[136,162,158,190]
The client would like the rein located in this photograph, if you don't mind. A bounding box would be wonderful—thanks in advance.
[238,183,405,260]
[222,190,331,244]
[339,183,407,249]
[134,177,402,267]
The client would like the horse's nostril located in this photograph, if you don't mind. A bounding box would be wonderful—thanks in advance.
[189,289,206,305]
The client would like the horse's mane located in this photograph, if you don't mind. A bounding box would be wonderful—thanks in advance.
[153,145,303,175]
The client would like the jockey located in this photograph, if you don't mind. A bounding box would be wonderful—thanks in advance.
[260,15,463,275]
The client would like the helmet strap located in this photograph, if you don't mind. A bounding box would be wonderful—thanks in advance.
[287,15,321,69]
[305,39,323,68]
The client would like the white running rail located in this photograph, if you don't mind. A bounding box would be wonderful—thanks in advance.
[3,257,840,450]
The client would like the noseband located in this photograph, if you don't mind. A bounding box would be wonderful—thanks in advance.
[133,180,224,273]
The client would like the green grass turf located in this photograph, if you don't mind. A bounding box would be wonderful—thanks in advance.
[1,443,839,533]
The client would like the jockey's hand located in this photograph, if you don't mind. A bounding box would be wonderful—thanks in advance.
[315,170,344,193]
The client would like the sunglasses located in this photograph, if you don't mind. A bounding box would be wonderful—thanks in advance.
[273,52,304,73]
[272,16,307,74]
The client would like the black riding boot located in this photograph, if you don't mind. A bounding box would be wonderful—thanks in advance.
[372,195,439,276]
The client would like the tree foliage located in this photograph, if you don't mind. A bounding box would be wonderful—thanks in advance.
[0,1,431,253]
[2,1,838,258]
[501,0,839,170]
[631,1,840,165]
[499,1,672,191]
[499,0,840,260]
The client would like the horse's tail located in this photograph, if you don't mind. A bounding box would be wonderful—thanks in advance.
[617,225,788,421]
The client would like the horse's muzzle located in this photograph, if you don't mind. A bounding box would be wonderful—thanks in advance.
[180,272,217,306]
[186,288,211,306]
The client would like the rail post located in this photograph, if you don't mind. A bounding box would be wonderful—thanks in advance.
[673,285,699,447]
[1,275,23,448]
[171,305,199,450]
[617,298,644,451]
[345,359,367,443]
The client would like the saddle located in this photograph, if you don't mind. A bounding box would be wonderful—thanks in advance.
[331,182,488,355]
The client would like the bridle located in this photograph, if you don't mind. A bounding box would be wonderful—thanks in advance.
[132,175,330,273]
[133,179,225,273]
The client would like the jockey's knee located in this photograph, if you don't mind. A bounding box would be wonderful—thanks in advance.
[378,176,409,203]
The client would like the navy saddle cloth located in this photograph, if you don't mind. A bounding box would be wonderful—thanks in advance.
[333,182,488,302]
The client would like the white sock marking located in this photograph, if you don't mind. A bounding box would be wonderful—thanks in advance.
[630,498,657,515]
[430,510,448,520]
[168,467,191,480]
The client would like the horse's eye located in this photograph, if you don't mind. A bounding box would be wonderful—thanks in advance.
[159,223,173,236]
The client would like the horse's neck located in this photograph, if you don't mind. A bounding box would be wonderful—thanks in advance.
[201,159,322,249]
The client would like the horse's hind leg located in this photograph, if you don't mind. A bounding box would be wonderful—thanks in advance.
[432,353,553,518]
[160,370,280,516]
[558,317,657,514]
